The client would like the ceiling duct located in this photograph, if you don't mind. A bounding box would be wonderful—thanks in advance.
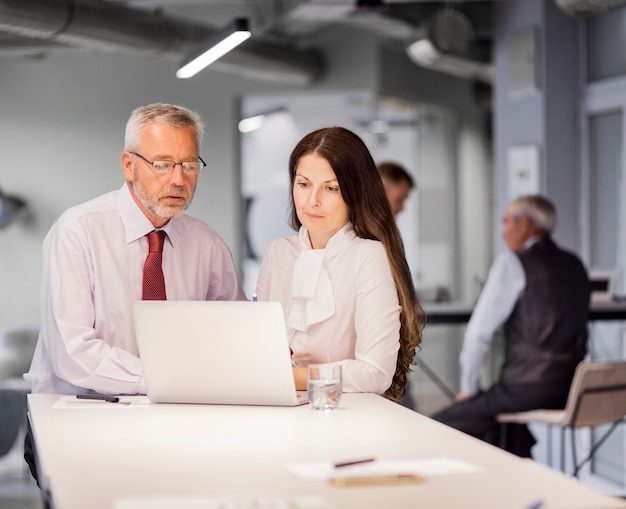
[552,0,626,16]
[406,8,494,84]
[0,0,322,86]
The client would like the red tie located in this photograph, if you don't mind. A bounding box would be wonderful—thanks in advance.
[142,230,166,300]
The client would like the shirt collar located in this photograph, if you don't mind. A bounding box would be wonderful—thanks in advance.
[298,222,356,251]
[118,183,179,246]
[523,235,543,250]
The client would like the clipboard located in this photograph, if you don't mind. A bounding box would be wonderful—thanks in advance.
[330,474,425,487]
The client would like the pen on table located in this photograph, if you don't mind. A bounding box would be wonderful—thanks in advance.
[525,501,544,509]
[76,394,120,403]
[334,458,376,468]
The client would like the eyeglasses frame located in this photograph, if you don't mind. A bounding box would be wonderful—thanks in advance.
[130,151,206,175]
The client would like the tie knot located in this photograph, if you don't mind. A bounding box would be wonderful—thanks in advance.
[147,230,165,253]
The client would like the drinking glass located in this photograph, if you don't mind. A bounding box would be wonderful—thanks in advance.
[307,363,342,410]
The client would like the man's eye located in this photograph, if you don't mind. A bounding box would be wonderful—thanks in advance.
[153,161,171,171]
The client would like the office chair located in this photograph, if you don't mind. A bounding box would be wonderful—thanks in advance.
[497,360,626,477]
[0,379,28,457]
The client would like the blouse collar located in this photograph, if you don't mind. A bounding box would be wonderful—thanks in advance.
[287,222,355,332]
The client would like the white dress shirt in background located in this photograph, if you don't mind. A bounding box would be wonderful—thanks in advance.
[459,250,526,396]
[256,223,401,394]
[25,184,246,395]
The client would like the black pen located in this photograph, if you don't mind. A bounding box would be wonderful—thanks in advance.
[334,458,376,468]
[76,394,120,403]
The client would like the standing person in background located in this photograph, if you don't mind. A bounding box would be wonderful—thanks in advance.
[377,160,419,409]
[376,161,415,218]
[256,127,425,401]
[24,103,246,481]
[432,195,591,457]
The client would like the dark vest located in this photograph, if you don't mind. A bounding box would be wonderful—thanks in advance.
[501,236,591,386]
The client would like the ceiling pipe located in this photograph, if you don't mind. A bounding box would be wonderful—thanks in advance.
[406,8,494,84]
[552,0,626,16]
[0,0,322,86]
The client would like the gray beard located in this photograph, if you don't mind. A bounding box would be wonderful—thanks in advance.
[133,179,192,219]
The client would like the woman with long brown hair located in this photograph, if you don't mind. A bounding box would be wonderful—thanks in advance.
[256,127,425,401]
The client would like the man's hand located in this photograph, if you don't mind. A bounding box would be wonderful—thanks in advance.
[455,393,472,402]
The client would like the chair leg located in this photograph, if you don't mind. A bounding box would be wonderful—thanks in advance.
[572,420,622,477]
[560,427,565,473]
[547,424,552,468]
[499,422,508,450]
[571,426,578,478]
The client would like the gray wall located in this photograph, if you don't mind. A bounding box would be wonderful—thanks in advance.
[494,0,583,253]
[0,53,272,329]
[0,25,490,332]
[2,0,586,335]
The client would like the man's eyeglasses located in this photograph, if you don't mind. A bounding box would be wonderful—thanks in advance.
[130,151,206,176]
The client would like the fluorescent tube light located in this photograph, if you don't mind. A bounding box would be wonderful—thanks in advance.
[406,38,439,66]
[176,18,251,79]
[238,106,288,133]
[238,114,265,133]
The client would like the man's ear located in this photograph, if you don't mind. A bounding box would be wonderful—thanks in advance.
[121,151,134,182]
[521,215,538,238]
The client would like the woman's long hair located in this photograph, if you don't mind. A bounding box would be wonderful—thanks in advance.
[288,127,426,401]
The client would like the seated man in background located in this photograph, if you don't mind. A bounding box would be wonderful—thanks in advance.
[24,103,246,480]
[432,194,591,457]
[376,161,414,218]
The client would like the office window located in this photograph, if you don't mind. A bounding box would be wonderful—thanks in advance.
[238,92,455,298]
[582,12,626,491]
[587,111,625,485]
[589,112,621,271]
[587,7,626,82]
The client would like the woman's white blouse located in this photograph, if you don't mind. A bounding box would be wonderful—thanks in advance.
[256,223,401,394]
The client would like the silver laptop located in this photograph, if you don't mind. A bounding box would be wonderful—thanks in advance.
[133,300,308,406]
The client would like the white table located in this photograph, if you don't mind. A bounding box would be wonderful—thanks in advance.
[28,393,626,509]
[425,300,626,324]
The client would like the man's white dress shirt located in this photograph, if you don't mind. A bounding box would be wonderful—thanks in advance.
[459,242,541,396]
[25,184,245,395]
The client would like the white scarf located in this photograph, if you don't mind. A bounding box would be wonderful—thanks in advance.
[286,225,354,332]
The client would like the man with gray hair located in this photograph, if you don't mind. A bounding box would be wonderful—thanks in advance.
[24,103,246,481]
[433,194,591,458]
[27,102,246,396]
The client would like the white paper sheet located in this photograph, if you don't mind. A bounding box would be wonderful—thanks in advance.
[52,395,150,409]
[286,457,482,480]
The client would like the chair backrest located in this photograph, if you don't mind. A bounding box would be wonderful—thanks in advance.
[562,361,626,428]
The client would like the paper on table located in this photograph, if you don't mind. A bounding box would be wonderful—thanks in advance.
[113,495,332,509]
[286,457,482,481]
[52,395,150,409]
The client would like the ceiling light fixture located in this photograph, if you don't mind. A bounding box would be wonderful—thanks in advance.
[238,106,288,134]
[176,18,251,79]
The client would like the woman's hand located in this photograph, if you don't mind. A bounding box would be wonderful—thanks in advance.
[293,366,308,390]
